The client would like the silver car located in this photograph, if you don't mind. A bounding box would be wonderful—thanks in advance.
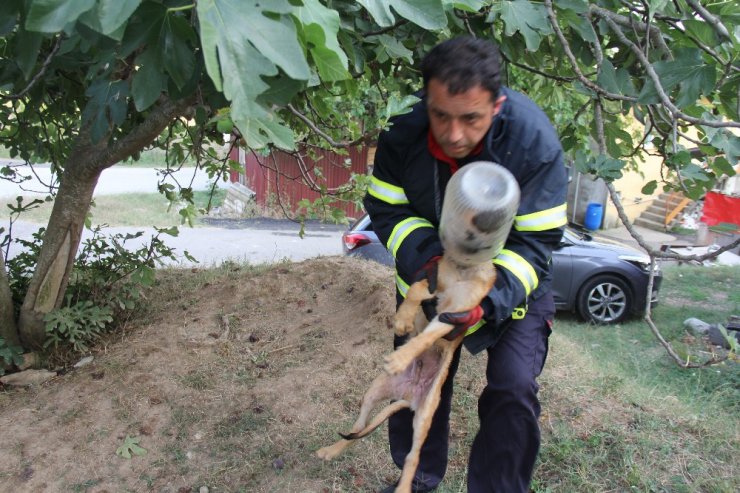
[342,214,661,324]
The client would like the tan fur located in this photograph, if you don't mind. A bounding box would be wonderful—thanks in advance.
[316,256,495,493]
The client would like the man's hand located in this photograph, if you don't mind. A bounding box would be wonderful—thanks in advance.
[439,306,484,340]
[414,255,442,293]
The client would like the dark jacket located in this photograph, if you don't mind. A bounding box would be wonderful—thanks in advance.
[364,87,567,354]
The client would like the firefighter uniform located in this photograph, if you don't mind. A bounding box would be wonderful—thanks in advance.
[364,86,568,492]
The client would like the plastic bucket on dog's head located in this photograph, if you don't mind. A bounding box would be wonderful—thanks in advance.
[439,161,520,266]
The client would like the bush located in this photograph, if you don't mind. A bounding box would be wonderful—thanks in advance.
[5,225,189,354]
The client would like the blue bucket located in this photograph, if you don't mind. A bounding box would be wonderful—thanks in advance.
[584,203,603,231]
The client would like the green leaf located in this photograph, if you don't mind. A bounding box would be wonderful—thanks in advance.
[90,0,140,35]
[294,0,349,82]
[449,0,487,13]
[384,94,421,120]
[710,156,735,178]
[0,1,20,37]
[554,0,587,14]
[557,9,596,43]
[596,59,621,95]
[501,0,552,52]
[641,180,658,195]
[131,48,164,111]
[25,0,96,32]
[197,0,301,149]
[682,19,719,47]
[603,123,633,157]
[375,34,414,62]
[161,14,196,90]
[82,79,130,143]
[258,76,305,106]
[358,0,447,30]
[639,49,716,107]
[198,0,309,84]
[116,435,147,459]
[13,27,43,80]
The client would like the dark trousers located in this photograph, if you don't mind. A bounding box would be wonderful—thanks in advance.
[388,293,554,492]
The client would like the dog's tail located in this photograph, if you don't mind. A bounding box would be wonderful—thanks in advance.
[339,400,410,440]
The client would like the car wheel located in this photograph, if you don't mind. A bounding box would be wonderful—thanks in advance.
[576,275,632,324]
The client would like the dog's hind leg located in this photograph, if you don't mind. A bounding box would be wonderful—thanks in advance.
[395,343,459,493]
[316,372,409,461]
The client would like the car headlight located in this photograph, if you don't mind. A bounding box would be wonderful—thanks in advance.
[619,254,661,274]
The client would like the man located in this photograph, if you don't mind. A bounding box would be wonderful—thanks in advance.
[364,37,568,492]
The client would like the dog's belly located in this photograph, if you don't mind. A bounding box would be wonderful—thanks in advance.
[391,346,445,410]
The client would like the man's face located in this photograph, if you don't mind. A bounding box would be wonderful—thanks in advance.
[427,79,505,159]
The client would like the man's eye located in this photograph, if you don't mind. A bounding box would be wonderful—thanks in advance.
[464,115,479,123]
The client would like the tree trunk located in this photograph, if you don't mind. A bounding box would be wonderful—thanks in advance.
[0,247,20,346]
[17,131,105,347]
[17,97,193,348]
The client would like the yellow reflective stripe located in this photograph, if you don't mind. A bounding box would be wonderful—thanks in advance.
[493,249,538,296]
[387,217,434,258]
[514,203,567,231]
[367,176,409,205]
[464,319,486,337]
[396,273,409,298]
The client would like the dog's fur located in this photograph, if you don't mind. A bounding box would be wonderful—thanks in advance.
[316,255,495,493]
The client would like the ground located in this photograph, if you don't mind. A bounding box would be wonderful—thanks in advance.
[0,257,736,492]
[0,257,411,493]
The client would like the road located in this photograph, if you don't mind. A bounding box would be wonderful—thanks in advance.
[0,160,219,197]
[2,162,345,265]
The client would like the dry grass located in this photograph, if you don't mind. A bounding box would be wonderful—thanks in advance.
[0,259,737,492]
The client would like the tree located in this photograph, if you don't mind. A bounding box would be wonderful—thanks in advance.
[1,1,738,363]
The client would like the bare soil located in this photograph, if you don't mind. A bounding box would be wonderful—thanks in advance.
[0,257,410,493]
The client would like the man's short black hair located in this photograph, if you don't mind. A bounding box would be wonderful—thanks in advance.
[420,37,502,100]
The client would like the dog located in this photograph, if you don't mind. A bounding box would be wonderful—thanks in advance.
[316,254,495,493]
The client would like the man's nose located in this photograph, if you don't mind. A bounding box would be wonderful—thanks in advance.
[447,119,463,142]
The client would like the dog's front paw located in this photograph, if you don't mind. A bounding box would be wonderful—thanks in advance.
[384,348,412,375]
[393,317,414,336]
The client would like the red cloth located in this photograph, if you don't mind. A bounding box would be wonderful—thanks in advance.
[426,131,484,174]
[701,191,740,230]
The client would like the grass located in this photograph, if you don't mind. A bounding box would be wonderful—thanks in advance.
[2,189,226,227]
[530,263,739,492]
[1,146,199,168]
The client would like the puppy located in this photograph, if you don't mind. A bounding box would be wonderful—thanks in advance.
[316,255,495,493]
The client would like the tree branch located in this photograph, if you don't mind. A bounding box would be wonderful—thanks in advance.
[499,52,576,83]
[286,104,379,148]
[683,0,732,41]
[95,96,195,170]
[1,36,63,101]
[596,13,740,129]
[544,0,637,102]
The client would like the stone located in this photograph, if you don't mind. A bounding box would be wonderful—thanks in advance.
[683,317,711,335]
[0,369,57,386]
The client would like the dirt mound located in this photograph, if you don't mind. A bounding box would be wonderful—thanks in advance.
[0,256,404,492]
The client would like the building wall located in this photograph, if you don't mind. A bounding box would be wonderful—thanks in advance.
[602,152,665,228]
[229,146,370,220]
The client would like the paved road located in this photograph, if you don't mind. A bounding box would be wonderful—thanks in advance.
[6,218,345,267]
[2,162,345,265]
[0,160,220,197]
